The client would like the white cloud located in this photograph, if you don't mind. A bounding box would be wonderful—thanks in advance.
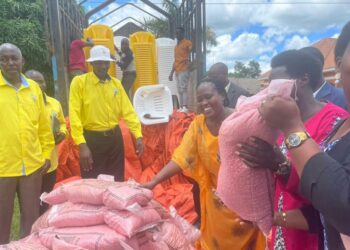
[207,33,274,72]
[206,4,256,35]
[206,0,350,37]
[258,54,273,73]
[83,0,350,75]
[332,33,340,39]
[284,35,311,50]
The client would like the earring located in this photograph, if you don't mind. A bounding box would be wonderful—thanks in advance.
[335,72,341,81]
[335,72,342,87]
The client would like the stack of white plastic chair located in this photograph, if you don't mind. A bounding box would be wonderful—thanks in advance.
[133,84,173,125]
[113,36,127,81]
[156,38,178,100]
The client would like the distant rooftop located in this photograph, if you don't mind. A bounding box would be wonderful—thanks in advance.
[259,37,337,83]
[113,22,144,38]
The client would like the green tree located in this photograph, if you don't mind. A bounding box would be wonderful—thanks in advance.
[246,60,261,78]
[231,60,261,78]
[143,17,170,38]
[0,0,52,91]
[143,0,217,48]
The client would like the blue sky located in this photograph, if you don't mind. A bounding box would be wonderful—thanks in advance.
[81,0,350,72]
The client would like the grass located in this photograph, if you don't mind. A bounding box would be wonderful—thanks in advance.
[10,196,20,241]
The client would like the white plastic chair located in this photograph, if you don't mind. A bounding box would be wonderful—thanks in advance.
[133,85,173,125]
[156,38,178,99]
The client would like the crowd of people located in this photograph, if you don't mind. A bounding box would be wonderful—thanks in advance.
[0,19,350,250]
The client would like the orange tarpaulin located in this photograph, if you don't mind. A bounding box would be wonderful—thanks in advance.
[56,118,80,183]
[56,111,197,223]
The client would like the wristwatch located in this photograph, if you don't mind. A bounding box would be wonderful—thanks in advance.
[284,132,310,149]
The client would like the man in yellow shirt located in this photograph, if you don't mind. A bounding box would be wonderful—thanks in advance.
[25,70,67,214]
[169,27,192,112]
[69,45,143,182]
[0,44,54,243]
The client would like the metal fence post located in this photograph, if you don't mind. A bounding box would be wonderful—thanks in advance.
[195,0,203,81]
[48,0,70,114]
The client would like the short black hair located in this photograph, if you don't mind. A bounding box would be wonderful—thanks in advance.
[271,49,322,89]
[209,62,228,75]
[335,21,350,61]
[197,77,229,106]
[299,46,324,67]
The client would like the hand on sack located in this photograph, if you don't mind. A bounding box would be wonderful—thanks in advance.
[79,143,93,172]
[234,218,256,228]
[258,95,303,133]
[40,159,51,175]
[273,212,287,227]
[237,136,286,171]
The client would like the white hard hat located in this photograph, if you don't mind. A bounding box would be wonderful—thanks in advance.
[86,45,115,62]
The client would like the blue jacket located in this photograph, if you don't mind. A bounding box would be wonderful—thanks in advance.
[315,82,348,110]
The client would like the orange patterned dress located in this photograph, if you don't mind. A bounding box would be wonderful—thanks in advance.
[172,115,266,250]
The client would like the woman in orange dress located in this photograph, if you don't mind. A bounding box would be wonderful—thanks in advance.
[143,78,265,250]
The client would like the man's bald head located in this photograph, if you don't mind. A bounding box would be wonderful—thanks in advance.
[207,62,229,87]
[25,69,42,78]
[209,62,228,74]
[0,43,22,58]
[0,43,24,82]
[25,70,46,91]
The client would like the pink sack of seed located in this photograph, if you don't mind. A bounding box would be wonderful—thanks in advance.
[48,202,105,228]
[139,241,169,250]
[0,239,48,250]
[217,79,295,235]
[97,174,115,182]
[20,233,45,246]
[41,179,124,205]
[40,183,71,205]
[124,237,140,250]
[103,185,153,210]
[39,225,127,250]
[52,237,88,250]
[104,206,161,238]
[148,200,171,219]
[31,210,50,233]
[160,222,189,249]
[169,206,200,243]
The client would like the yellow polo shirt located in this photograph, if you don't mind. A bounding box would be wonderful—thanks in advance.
[69,72,142,145]
[0,72,54,177]
[45,95,68,173]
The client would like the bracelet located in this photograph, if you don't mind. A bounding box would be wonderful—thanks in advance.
[275,159,291,176]
[281,212,287,227]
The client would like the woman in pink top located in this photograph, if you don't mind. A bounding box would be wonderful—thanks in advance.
[237,49,348,250]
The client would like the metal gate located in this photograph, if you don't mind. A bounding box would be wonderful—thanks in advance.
[45,0,206,113]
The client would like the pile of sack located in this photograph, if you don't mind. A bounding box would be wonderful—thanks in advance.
[56,111,197,223]
[1,178,200,250]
